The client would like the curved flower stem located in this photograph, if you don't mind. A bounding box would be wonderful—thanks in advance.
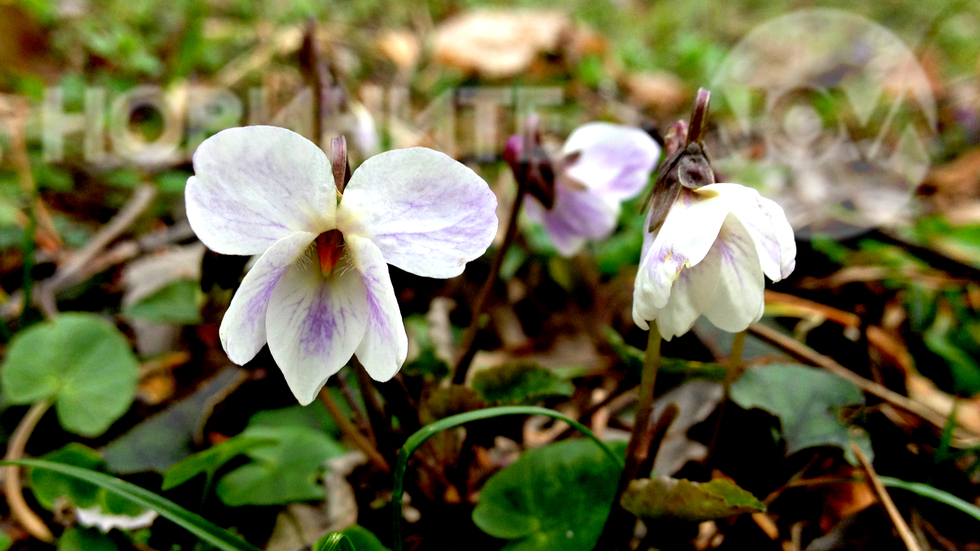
[706,330,746,468]
[597,323,663,549]
[452,170,528,384]
[3,399,54,542]
[318,387,390,473]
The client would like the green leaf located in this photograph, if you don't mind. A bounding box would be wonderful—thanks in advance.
[340,526,389,550]
[58,527,119,551]
[1,459,262,551]
[312,533,356,551]
[924,306,980,394]
[123,279,202,324]
[391,406,621,551]
[312,527,389,551]
[1,313,139,437]
[620,477,765,523]
[247,400,341,437]
[471,363,574,405]
[216,425,345,506]
[472,439,621,551]
[0,530,11,551]
[162,437,276,490]
[30,443,105,510]
[730,364,872,465]
[29,443,147,519]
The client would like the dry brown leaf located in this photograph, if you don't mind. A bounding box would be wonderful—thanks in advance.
[625,72,690,115]
[431,9,570,78]
[376,29,421,75]
[921,148,980,200]
[817,472,876,532]
[906,373,980,441]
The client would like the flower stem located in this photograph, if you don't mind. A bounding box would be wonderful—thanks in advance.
[452,170,527,384]
[353,360,397,463]
[597,322,663,549]
[318,387,390,473]
[4,399,54,542]
[706,330,746,468]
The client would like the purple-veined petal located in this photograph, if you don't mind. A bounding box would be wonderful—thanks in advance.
[337,148,498,279]
[186,126,336,255]
[219,231,317,365]
[265,251,369,405]
[702,214,766,332]
[654,250,721,340]
[562,122,661,201]
[524,184,620,257]
[346,234,408,381]
[709,184,797,281]
[634,188,732,313]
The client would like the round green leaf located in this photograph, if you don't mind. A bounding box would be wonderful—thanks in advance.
[472,439,620,551]
[1,313,140,437]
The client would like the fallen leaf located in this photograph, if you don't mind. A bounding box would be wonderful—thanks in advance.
[621,476,765,523]
[431,9,570,78]
[625,72,689,115]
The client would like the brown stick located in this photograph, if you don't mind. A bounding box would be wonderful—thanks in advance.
[747,323,954,434]
[453,168,528,384]
[850,443,922,551]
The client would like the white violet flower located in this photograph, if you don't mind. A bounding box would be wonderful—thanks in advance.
[520,122,661,257]
[185,126,498,404]
[632,184,796,339]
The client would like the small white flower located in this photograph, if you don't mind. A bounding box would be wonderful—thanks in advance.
[522,122,661,257]
[185,126,498,404]
[632,184,796,339]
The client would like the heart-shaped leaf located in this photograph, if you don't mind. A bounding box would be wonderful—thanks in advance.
[472,439,620,551]
[2,313,139,437]
[730,363,872,465]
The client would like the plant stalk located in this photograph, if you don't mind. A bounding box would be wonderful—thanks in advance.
[4,399,55,542]
[452,169,528,384]
[597,322,663,549]
[318,387,390,473]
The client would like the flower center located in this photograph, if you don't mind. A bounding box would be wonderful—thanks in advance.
[315,230,345,276]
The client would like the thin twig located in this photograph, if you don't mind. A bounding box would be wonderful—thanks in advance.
[748,323,964,438]
[1,222,195,323]
[453,170,528,384]
[318,387,390,473]
[3,400,54,542]
[353,361,395,463]
[850,442,922,551]
[43,184,157,293]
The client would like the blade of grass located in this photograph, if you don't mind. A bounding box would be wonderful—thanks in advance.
[0,459,261,551]
[879,476,980,523]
